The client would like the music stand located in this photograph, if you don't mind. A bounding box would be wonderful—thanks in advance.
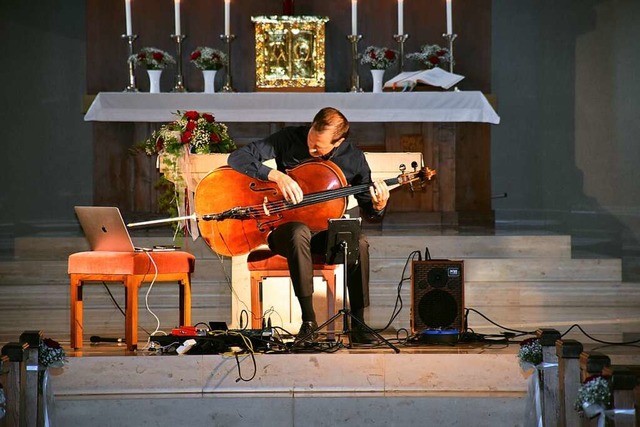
[296,218,399,352]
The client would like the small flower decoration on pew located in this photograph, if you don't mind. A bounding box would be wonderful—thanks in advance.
[574,375,611,418]
[517,338,543,367]
[39,338,66,369]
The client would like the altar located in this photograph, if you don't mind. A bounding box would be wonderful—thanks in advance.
[85,91,499,229]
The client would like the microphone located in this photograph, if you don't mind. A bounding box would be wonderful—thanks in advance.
[90,335,124,343]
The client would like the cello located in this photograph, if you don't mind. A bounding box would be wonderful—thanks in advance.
[192,159,435,257]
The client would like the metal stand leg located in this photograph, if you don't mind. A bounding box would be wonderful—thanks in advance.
[294,240,399,353]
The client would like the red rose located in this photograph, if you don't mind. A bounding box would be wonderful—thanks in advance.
[210,133,220,143]
[185,121,196,131]
[190,51,202,61]
[184,111,199,121]
[181,131,193,143]
[137,53,145,60]
[384,50,396,60]
[369,51,377,60]
[152,52,164,62]
[437,50,448,56]
[202,113,215,123]
[155,137,164,152]
[429,56,440,65]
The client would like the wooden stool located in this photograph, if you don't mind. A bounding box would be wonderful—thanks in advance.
[68,250,195,351]
[247,249,338,330]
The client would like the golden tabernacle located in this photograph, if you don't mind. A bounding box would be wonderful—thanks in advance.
[252,15,329,92]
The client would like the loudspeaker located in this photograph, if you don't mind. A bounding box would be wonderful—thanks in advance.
[411,260,464,334]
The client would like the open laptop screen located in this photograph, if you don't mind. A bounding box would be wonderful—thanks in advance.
[74,206,136,252]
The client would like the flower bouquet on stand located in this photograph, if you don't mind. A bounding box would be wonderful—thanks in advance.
[360,46,399,93]
[190,47,227,93]
[138,110,236,236]
[128,47,176,93]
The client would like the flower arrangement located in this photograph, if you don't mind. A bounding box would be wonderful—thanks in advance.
[406,44,452,70]
[517,338,543,366]
[360,46,399,70]
[141,110,236,158]
[137,110,237,228]
[129,47,176,70]
[39,338,66,369]
[574,375,611,415]
[190,47,227,71]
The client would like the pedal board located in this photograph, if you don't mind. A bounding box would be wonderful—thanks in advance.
[150,328,273,354]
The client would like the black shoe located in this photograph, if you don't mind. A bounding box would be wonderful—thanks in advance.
[297,320,319,343]
[350,324,378,345]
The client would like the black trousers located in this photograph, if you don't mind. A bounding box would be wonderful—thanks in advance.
[267,221,370,312]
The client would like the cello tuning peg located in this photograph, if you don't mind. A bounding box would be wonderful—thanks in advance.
[399,164,406,173]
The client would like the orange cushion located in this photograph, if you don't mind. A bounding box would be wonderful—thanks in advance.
[68,251,195,275]
[247,249,335,271]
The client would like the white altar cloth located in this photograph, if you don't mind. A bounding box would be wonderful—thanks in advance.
[84,92,500,124]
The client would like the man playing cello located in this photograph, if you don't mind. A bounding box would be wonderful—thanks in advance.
[227,107,390,344]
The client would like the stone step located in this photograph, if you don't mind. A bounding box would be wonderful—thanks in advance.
[368,234,572,259]
[0,256,621,286]
[13,234,572,260]
[369,258,621,282]
[50,352,527,427]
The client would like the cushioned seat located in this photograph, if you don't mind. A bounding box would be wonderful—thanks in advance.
[68,251,195,351]
[247,249,338,330]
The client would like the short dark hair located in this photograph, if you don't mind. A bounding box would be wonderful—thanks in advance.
[311,107,350,143]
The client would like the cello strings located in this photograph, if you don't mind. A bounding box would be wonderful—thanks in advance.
[238,183,379,217]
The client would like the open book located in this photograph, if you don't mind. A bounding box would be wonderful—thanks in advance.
[384,67,465,91]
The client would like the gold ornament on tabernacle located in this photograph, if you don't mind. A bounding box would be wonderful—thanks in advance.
[252,16,328,91]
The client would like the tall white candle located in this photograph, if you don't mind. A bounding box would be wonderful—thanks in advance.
[351,0,357,35]
[446,0,453,34]
[174,0,181,36]
[125,0,133,36]
[224,0,231,36]
[397,0,404,35]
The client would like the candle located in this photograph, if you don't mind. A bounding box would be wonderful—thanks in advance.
[351,0,357,35]
[446,0,453,34]
[125,0,133,36]
[224,0,231,36]
[397,0,404,35]
[174,0,181,36]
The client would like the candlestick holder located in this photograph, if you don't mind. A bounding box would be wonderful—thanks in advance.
[347,34,362,93]
[171,34,187,92]
[220,34,236,92]
[121,34,139,92]
[442,33,458,74]
[442,33,459,91]
[393,34,409,72]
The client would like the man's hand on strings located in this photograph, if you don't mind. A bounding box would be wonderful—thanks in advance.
[269,169,304,205]
[370,179,389,211]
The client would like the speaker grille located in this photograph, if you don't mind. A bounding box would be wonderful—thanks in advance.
[411,260,464,334]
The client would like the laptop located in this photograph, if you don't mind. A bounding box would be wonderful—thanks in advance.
[74,206,137,252]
